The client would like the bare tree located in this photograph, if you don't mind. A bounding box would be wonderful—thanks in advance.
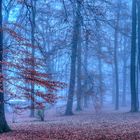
[65,0,82,115]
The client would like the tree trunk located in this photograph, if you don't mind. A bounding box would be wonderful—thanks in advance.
[114,28,119,110]
[112,66,115,104]
[76,26,82,111]
[114,1,120,110]
[130,0,139,112]
[98,46,103,107]
[136,0,140,110]
[122,37,127,106]
[96,21,103,107]
[30,0,36,117]
[84,30,89,108]
[0,0,10,132]
[138,0,140,68]
[65,0,82,115]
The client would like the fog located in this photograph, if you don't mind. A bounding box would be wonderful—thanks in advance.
[0,0,139,139]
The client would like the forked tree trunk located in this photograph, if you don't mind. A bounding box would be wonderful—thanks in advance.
[65,0,82,115]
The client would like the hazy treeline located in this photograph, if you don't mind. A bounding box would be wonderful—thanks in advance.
[0,0,138,133]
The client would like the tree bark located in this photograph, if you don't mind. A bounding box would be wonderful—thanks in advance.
[65,0,82,115]
[76,26,82,111]
[130,0,139,112]
[0,0,10,132]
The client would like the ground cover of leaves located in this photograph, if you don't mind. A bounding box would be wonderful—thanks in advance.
[1,111,140,140]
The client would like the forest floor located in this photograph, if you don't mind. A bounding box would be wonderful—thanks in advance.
[1,108,140,140]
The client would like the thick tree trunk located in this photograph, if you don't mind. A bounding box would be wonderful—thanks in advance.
[130,0,139,112]
[65,1,82,115]
[76,27,82,111]
[0,0,10,132]
[136,0,140,110]
[3,4,10,113]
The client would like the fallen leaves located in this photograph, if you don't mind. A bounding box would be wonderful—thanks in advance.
[1,111,140,140]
